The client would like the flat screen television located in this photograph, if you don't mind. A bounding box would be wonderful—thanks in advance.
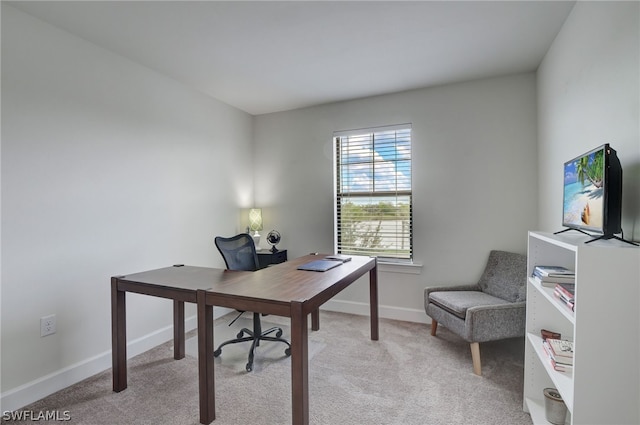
[557,143,626,243]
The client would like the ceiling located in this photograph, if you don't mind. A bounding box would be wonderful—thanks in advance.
[8,1,576,115]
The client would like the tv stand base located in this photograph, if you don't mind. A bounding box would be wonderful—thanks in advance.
[554,228,590,236]
[584,234,638,246]
[554,228,638,246]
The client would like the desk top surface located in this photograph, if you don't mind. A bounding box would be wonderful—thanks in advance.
[115,254,376,304]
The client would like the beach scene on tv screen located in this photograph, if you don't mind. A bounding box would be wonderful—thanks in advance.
[563,149,604,229]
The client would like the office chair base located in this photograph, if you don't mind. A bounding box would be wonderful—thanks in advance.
[213,313,291,372]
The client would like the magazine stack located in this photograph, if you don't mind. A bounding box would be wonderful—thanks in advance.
[542,338,574,373]
[553,282,575,311]
[532,265,575,287]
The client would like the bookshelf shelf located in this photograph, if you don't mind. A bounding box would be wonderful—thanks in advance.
[527,333,573,408]
[523,231,640,425]
[529,278,575,323]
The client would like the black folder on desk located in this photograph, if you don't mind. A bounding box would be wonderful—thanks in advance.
[297,259,342,272]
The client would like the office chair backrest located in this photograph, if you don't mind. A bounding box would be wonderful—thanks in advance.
[214,233,260,272]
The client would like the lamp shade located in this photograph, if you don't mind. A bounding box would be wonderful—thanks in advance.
[249,208,263,232]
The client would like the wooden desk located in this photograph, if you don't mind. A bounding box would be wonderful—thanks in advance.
[111,266,252,391]
[197,254,378,425]
[111,255,378,425]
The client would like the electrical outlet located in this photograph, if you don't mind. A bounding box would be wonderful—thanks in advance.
[40,314,56,337]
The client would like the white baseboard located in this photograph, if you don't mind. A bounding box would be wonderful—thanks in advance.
[0,307,232,413]
[320,299,428,324]
[1,303,425,412]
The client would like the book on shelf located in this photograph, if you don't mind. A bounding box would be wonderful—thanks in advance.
[548,355,573,372]
[532,275,575,287]
[533,265,575,278]
[553,290,574,306]
[547,338,574,363]
[552,289,575,311]
[532,265,575,284]
[554,283,575,300]
[542,339,574,371]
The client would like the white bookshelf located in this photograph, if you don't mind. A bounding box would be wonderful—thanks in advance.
[523,231,640,425]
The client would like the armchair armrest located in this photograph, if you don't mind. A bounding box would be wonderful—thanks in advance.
[465,301,526,342]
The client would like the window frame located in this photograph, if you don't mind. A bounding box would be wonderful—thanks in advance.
[333,124,413,262]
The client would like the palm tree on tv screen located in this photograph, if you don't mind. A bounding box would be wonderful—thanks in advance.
[576,150,604,189]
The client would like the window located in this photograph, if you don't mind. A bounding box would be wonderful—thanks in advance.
[334,124,412,261]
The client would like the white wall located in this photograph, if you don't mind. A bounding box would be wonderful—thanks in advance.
[253,74,539,319]
[1,5,253,408]
[537,1,640,241]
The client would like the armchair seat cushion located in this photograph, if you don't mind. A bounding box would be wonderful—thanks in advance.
[428,290,510,319]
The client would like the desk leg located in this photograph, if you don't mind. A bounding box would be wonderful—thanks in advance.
[369,264,379,341]
[311,308,320,331]
[291,301,309,425]
[197,290,215,424]
[111,277,127,392]
[173,300,185,360]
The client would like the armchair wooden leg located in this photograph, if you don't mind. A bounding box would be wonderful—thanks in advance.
[470,342,481,376]
[430,319,438,336]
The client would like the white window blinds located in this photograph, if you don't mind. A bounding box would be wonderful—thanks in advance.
[334,124,412,260]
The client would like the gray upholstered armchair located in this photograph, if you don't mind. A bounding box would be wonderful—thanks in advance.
[424,250,527,376]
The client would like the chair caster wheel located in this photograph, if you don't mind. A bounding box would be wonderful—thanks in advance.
[285,348,291,356]
[236,331,244,338]
[276,329,283,338]
[246,363,253,372]
[214,348,221,357]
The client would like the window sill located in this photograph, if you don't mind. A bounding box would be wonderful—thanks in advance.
[377,260,423,275]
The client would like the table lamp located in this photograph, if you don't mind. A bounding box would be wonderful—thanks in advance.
[249,208,263,247]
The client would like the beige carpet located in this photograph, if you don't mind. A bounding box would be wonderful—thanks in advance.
[7,311,532,424]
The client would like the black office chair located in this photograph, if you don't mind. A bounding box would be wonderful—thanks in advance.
[213,233,291,372]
